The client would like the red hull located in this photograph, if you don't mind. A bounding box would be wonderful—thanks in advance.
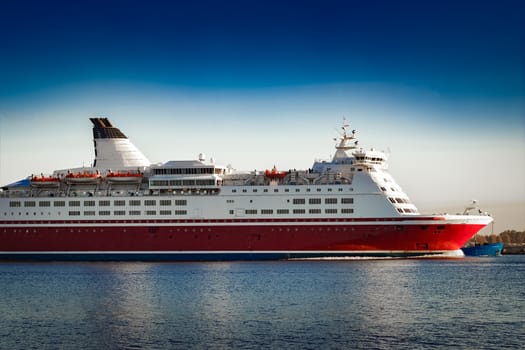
[1,219,484,256]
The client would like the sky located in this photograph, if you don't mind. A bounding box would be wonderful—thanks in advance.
[0,0,524,230]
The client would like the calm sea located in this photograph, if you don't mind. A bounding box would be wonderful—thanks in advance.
[1,256,524,350]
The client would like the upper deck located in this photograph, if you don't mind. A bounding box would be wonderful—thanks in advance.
[0,117,419,217]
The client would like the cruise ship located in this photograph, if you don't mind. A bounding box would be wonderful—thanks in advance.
[0,117,492,260]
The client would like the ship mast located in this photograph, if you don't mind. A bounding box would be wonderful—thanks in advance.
[333,117,358,159]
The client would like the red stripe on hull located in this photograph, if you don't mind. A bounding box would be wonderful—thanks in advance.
[1,223,485,253]
[0,217,446,225]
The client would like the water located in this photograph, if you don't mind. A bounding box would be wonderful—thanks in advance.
[1,256,524,350]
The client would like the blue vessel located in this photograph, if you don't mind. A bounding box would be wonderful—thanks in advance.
[462,242,504,256]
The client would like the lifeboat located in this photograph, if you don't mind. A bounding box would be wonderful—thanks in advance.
[106,171,143,183]
[30,174,61,187]
[264,167,288,180]
[64,171,101,184]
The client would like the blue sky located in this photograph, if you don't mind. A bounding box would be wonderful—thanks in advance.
[1,0,523,96]
[0,0,524,227]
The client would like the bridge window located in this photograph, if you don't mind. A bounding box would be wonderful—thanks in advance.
[153,167,215,175]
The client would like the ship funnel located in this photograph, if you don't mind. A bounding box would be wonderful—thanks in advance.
[90,117,151,169]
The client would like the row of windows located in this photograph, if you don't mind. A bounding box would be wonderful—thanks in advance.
[292,198,354,205]
[240,208,355,215]
[10,199,188,207]
[151,179,216,187]
[68,210,188,216]
[380,186,400,192]
[232,187,354,193]
[6,207,358,217]
[388,197,411,204]
[397,208,417,213]
[153,167,217,175]
[355,156,384,162]
[10,198,357,209]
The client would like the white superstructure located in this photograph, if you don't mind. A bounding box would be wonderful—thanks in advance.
[0,118,435,220]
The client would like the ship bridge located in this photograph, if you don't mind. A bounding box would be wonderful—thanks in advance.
[311,119,389,174]
[352,148,388,171]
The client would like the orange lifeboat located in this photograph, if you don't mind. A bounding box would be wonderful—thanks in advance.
[30,174,60,187]
[106,171,143,183]
[64,171,101,184]
[264,167,288,180]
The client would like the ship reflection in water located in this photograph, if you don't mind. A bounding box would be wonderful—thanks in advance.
[1,258,523,349]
